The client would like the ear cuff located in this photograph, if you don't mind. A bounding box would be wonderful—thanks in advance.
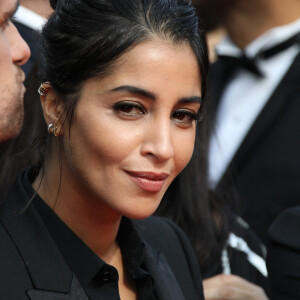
[38,82,51,96]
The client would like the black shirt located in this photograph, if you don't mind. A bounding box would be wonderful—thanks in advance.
[24,171,156,300]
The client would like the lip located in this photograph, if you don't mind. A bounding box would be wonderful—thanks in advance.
[125,171,169,192]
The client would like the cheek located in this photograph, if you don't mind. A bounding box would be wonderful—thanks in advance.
[70,113,141,165]
[173,129,196,174]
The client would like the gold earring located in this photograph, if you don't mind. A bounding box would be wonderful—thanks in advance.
[38,82,51,96]
[53,126,58,137]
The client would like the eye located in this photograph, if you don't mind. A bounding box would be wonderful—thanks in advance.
[113,101,146,119]
[171,109,199,128]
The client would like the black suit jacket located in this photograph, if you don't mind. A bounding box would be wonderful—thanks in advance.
[209,51,300,243]
[267,206,300,299]
[0,173,204,299]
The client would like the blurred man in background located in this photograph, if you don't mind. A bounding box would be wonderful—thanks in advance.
[195,0,300,243]
[0,0,30,143]
[0,0,51,201]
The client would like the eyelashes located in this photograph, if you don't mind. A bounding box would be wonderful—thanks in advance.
[171,110,200,122]
[112,100,200,126]
[113,101,145,119]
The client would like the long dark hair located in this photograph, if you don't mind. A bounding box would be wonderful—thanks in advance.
[156,98,231,275]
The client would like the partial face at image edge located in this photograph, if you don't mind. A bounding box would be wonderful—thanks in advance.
[0,0,30,142]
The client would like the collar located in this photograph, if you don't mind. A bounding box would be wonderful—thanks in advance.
[27,179,151,289]
[13,5,47,31]
[216,17,300,58]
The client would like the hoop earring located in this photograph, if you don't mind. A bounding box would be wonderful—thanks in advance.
[48,123,54,134]
[48,123,58,137]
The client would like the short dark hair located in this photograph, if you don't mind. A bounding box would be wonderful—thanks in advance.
[40,0,208,121]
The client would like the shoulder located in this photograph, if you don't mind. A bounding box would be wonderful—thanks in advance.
[268,206,300,249]
[134,216,204,299]
[134,216,199,264]
[135,215,190,243]
[267,206,300,299]
[134,216,198,264]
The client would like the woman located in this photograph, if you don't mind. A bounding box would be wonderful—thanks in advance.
[0,0,208,299]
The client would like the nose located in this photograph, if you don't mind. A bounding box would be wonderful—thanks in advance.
[9,23,31,66]
[140,117,175,161]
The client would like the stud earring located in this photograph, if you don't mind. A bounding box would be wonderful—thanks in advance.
[53,125,58,137]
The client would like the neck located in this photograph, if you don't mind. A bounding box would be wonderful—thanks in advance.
[224,0,300,49]
[20,0,53,19]
[32,150,122,262]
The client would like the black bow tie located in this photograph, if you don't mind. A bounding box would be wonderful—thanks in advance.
[217,32,300,78]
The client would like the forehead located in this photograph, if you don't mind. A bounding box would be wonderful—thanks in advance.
[0,0,18,22]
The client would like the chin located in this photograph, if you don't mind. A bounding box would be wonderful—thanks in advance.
[121,200,161,220]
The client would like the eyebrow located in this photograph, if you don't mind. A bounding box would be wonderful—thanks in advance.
[111,85,202,104]
[111,85,156,101]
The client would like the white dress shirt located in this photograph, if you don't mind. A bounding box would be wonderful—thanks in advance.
[208,18,300,188]
[14,5,46,32]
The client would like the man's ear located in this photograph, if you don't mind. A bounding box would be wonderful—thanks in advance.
[39,83,65,136]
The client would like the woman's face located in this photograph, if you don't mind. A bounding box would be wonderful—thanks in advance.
[60,39,202,219]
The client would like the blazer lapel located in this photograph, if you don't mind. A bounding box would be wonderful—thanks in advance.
[0,174,88,299]
[217,52,300,188]
[26,275,88,300]
[143,241,186,300]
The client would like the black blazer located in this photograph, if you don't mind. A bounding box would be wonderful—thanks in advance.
[208,51,300,243]
[267,206,300,299]
[0,173,204,299]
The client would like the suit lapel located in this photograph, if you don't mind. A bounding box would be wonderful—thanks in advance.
[26,275,88,300]
[142,241,186,300]
[216,52,300,188]
[0,174,88,299]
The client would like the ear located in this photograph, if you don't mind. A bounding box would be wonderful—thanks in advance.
[40,83,65,136]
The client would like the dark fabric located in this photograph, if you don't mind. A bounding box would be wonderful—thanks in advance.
[202,216,269,294]
[227,218,268,293]
[217,54,263,82]
[0,170,204,299]
[208,40,300,244]
[216,32,300,91]
[34,192,155,300]
[267,206,300,300]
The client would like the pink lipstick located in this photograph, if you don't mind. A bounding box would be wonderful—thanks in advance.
[125,171,169,192]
